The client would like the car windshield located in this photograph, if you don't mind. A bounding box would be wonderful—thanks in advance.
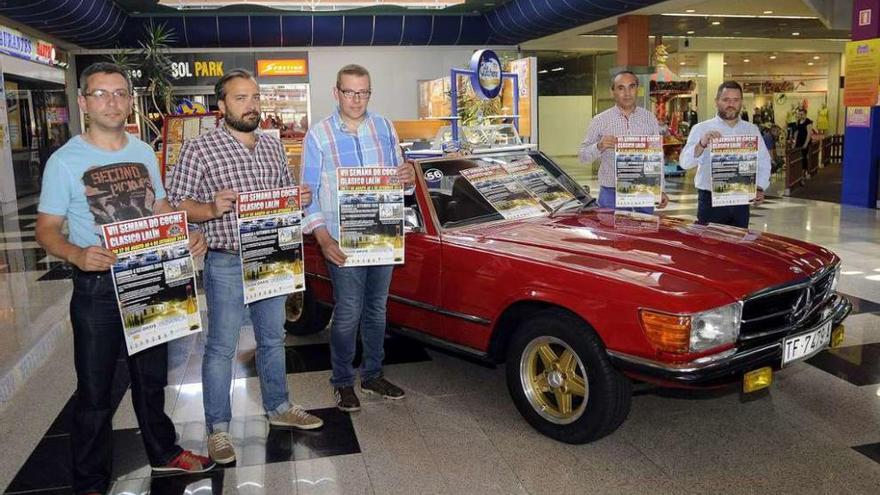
[420,152,592,229]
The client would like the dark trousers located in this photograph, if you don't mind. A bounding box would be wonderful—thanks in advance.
[70,269,181,494]
[696,189,750,229]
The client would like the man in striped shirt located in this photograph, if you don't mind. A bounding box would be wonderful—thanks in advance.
[168,69,323,466]
[579,70,668,213]
[302,64,415,412]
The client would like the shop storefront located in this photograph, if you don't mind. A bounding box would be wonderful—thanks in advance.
[73,52,310,160]
[0,24,69,202]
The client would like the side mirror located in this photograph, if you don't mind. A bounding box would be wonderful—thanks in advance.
[403,206,423,234]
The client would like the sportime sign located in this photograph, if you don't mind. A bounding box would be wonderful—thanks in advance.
[257,59,308,77]
[469,49,502,100]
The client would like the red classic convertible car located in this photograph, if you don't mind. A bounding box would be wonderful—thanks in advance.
[287,151,850,444]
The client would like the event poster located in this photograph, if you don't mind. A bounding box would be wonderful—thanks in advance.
[460,164,546,220]
[236,187,305,304]
[615,135,663,208]
[709,135,758,207]
[102,212,202,355]
[498,156,575,210]
[337,167,405,267]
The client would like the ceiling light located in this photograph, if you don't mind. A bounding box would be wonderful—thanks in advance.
[662,13,817,19]
[723,62,728,65]
[763,10,773,14]
[687,30,695,34]
[813,55,820,60]
[743,59,750,63]
[792,32,800,36]
[538,69,548,74]
[550,67,564,72]
[808,62,814,66]
[769,55,777,60]
[680,62,686,66]
[685,9,695,13]
[712,21,721,25]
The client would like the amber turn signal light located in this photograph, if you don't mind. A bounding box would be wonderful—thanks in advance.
[743,367,773,393]
[830,326,845,349]
[640,310,690,354]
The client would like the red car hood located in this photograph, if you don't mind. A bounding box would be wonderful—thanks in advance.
[449,211,837,301]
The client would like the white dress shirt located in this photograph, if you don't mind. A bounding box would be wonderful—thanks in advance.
[680,115,772,191]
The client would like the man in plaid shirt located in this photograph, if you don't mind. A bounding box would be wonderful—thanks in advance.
[167,69,323,466]
[302,64,415,412]
[579,70,669,213]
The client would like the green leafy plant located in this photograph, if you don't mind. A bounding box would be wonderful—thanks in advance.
[109,23,177,145]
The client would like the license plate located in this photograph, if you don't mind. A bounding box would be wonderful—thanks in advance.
[782,320,833,366]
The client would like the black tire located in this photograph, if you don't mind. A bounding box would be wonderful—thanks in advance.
[284,288,332,336]
[505,308,632,444]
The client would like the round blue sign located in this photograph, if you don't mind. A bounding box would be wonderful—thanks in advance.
[469,49,502,100]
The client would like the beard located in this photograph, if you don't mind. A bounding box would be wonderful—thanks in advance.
[225,110,261,132]
[717,107,740,121]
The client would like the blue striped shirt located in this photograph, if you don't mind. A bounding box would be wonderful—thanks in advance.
[302,109,403,239]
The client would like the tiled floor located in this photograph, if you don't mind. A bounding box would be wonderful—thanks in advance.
[3,164,880,494]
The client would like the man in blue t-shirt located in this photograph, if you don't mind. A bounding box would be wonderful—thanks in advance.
[35,63,214,495]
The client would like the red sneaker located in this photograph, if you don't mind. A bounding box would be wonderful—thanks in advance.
[152,449,216,473]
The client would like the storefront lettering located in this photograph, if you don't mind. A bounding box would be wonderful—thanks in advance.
[170,61,224,79]
[171,62,193,79]
[194,61,224,77]
[0,25,60,66]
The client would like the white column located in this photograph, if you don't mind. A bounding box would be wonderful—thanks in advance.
[828,53,843,134]
[697,53,725,122]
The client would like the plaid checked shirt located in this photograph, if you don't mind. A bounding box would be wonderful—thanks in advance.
[167,122,293,250]
[302,110,403,239]
[578,105,662,189]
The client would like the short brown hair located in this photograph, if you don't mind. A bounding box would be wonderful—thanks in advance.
[80,62,132,95]
[215,68,256,102]
[336,64,370,88]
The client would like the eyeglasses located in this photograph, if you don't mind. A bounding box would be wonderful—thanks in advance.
[337,88,372,100]
[84,89,132,101]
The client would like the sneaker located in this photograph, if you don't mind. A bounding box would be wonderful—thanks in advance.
[361,377,406,400]
[269,405,324,430]
[207,431,236,464]
[334,386,361,412]
[152,450,215,473]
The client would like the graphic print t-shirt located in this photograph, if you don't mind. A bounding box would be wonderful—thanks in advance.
[38,135,166,248]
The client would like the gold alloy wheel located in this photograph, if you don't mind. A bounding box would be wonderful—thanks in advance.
[519,336,589,425]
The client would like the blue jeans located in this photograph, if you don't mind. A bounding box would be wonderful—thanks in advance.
[202,251,290,433]
[598,186,655,214]
[326,263,395,388]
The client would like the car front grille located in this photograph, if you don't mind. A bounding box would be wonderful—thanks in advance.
[739,266,837,345]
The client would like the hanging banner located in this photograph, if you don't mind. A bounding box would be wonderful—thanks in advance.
[102,212,202,355]
[844,39,880,107]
